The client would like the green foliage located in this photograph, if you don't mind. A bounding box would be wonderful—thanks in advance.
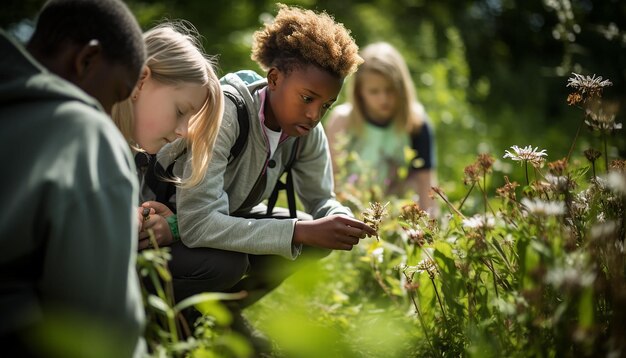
[244,74,625,356]
[136,237,251,357]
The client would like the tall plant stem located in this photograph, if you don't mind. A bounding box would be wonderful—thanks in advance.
[431,277,449,325]
[603,132,609,173]
[407,283,437,357]
[458,182,475,212]
[591,160,597,179]
[433,187,466,219]
[524,161,530,187]
[566,116,585,163]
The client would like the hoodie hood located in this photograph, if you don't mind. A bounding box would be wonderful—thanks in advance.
[0,30,103,112]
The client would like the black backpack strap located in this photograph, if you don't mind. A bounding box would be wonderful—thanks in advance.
[224,90,249,163]
[266,138,301,218]
[143,149,187,213]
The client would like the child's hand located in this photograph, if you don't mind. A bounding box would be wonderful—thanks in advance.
[141,201,174,218]
[138,201,175,250]
[138,214,174,250]
[136,206,154,232]
[293,214,376,250]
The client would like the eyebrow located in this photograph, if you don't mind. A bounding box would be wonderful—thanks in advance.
[303,88,337,102]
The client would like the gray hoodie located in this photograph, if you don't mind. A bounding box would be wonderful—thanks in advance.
[0,31,144,355]
[163,73,352,259]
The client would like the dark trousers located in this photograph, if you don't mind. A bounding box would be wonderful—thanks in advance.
[168,206,330,309]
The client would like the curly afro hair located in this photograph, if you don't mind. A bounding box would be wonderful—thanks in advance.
[251,4,363,79]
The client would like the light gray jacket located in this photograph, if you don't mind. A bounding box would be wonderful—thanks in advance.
[162,74,351,259]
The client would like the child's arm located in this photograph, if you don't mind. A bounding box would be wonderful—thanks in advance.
[293,214,376,250]
[176,102,303,259]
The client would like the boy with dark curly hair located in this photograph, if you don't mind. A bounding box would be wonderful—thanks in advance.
[157,4,374,349]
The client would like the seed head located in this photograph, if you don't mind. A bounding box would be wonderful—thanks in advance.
[362,202,389,241]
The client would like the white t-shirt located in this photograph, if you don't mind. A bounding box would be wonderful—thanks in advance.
[265,126,282,158]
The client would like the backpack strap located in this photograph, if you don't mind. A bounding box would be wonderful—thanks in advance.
[224,90,249,163]
[143,149,186,213]
[266,138,301,218]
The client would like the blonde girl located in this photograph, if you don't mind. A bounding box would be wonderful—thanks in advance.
[112,21,224,249]
[326,41,437,215]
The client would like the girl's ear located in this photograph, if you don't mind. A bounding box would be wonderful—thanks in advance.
[267,67,279,90]
[131,66,151,100]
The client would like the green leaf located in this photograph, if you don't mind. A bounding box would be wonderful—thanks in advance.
[147,295,173,319]
[579,286,594,328]
[173,291,247,313]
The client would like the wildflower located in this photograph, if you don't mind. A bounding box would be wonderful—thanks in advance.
[477,153,495,173]
[606,171,626,195]
[371,247,384,264]
[583,148,602,162]
[503,145,548,167]
[416,258,437,279]
[400,203,428,224]
[610,159,626,172]
[521,198,566,216]
[585,107,622,132]
[545,174,575,193]
[545,264,595,291]
[462,214,496,230]
[547,157,568,176]
[496,176,519,202]
[566,72,612,105]
[362,202,389,240]
[404,228,426,247]
[463,162,480,185]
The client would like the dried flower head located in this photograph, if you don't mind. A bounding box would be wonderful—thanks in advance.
[496,176,519,202]
[477,153,495,173]
[566,73,612,105]
[416,258,438,279]
[400,203,428,224]
[610,159,626,173]
[567,92,583,106]
[547,158,568,176]
[463,162,480,185]
[583,148,602,163]
[503,145,548,167]
[362,202,389,241]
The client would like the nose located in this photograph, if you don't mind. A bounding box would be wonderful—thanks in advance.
[175,121,188,138]
[305,105,322,124]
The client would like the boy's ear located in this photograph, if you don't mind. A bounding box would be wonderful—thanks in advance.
[74,39,102,78]
[267,68,279,90]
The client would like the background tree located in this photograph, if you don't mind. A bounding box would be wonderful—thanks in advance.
[4,0,624,201]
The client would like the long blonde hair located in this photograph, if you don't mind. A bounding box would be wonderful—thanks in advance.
[112,21,224,188]
[348,42,423,134]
